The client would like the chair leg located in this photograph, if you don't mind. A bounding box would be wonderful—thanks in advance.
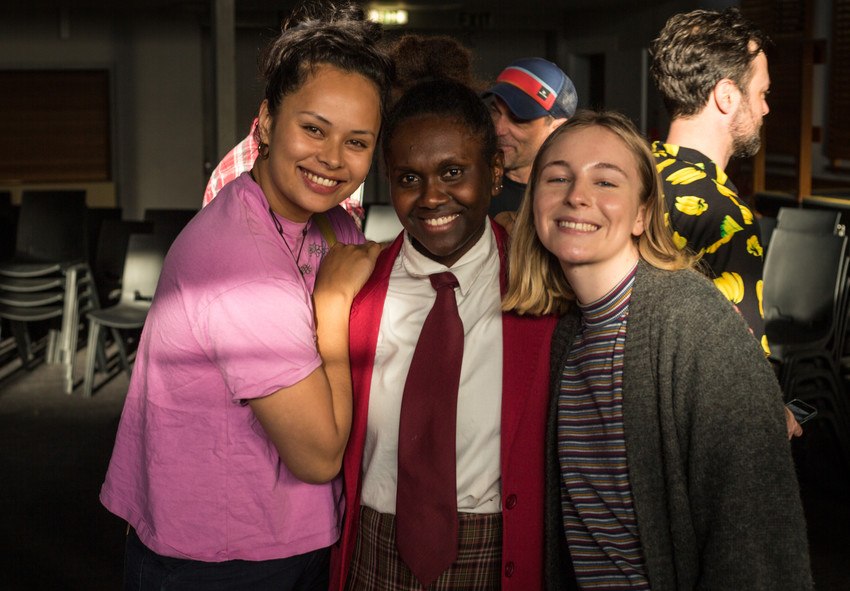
[112,327,132,377]
[95,328,110,373]
[10,320,34,368]
[82,319,101,398]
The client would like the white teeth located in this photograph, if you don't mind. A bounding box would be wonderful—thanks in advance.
[423,214,459,227]
[304,170,340,187]
[558,220,598,231]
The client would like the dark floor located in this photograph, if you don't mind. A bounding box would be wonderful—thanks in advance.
[1,342,849,590]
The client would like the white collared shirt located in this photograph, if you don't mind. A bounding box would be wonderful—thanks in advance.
[360,226,504,514]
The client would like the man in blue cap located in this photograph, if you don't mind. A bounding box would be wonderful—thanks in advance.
[485,57,577,216]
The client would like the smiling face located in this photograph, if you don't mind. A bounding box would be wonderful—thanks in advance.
[533,124,646,295]
[387,114,503,267]
[255,64,382,222]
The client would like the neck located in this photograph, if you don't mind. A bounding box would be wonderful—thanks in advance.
[562,248,640,305]
[252,158,312,223]
[666,116,731,171]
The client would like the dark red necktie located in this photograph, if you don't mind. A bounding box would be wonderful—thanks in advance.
[396,272,464,588]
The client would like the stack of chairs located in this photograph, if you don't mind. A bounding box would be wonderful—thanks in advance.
[0,190,98,393]
[764,206,850,469]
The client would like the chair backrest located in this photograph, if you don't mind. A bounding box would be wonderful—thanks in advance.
[94,219,154,306]
[759,216,777,254]
[776,207,842,235]
[763,228,848,344]
[16,190,87,262]
[86,207,122,264]
[119,233,171,307]
[363,204,404,243]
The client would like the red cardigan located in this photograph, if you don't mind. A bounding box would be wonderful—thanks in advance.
[330,220,556,590]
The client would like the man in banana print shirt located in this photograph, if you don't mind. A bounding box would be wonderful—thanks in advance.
[649,8,771,355]
[650,9,803,438]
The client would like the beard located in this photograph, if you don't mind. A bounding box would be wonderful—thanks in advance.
[730,103,763,159]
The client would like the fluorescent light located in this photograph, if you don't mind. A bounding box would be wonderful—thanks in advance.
[369,9,408,25]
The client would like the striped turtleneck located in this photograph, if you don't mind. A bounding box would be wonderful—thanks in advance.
[557,262,648,589]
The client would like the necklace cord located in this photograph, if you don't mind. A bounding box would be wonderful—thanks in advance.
[268,206,308,272]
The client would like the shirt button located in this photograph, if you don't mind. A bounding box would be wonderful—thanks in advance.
[505,561,515,577]
[505,494,517,510]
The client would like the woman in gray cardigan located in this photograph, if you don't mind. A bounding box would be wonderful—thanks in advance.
[503,110,812,590]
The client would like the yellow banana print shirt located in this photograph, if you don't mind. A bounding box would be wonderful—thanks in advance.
[652,142,769,355]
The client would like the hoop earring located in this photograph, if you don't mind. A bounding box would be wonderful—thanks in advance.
[258,141,270,159]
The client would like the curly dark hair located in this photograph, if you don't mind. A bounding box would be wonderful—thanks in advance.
[257,1,395,125]
[649,7,770,119]
[386,33,482,97]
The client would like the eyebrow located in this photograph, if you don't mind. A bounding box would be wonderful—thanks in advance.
[299,111,377,137]
[541,159,627,175]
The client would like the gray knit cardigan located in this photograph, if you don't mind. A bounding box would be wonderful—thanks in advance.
[544,262,813,590]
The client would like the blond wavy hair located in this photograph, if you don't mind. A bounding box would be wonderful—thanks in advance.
[502,110,696,316]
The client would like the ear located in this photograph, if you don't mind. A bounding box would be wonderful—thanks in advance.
[257,99,273,144]
[549,117,568,132]
[632,204,647,238]
[713,78,740,116]
[491,149,505,196]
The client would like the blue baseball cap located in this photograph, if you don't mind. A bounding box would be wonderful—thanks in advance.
[485,57,577,120]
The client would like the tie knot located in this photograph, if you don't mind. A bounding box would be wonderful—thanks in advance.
[430,272,459,291]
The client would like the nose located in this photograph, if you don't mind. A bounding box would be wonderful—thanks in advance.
[762,97,770,117]
[318,141,343,169]
[418,178,449,209]
[564,178,590,208]
[492,116,508,138]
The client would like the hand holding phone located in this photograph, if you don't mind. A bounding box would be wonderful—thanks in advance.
[785,399,818,425]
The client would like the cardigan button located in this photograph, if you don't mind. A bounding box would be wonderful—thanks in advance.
[505,561,515,577]
[505,494,517,509]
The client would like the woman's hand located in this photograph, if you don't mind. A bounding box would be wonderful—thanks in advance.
[314,241,384,302]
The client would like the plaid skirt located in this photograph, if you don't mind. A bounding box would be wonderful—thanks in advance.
[344,506,502,591]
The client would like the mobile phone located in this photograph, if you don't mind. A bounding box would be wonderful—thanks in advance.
[785,399,818,425]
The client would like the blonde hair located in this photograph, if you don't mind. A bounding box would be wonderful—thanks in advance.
[502,109,696,316]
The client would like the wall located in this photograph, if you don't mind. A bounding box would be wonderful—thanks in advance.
[0,6,205,219]
[3,0,843,220]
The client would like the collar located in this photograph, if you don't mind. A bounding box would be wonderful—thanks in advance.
[578,261,638,328]
[399,224,496,298]
[653,142,731,188]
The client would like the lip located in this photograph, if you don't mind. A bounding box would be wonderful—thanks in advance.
[299,167,344,195]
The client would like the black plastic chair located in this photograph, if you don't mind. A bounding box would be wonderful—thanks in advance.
[765,229,848,377]
[776,207,843,235]
[82,233,170,397]
[86,207,122,270]
[92,219,154,308]
[764,228,850,468]
[759,216,777,255]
